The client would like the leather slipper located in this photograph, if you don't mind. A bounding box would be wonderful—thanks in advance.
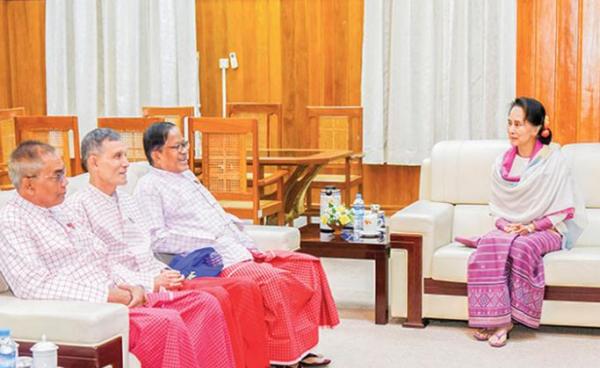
[300,353,331,367]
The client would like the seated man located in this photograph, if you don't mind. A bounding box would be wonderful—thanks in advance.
[135,122,340,367]
[0,141,235,368]
[66,128,269,368]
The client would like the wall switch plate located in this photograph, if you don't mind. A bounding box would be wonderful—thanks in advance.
[229,52,239,69]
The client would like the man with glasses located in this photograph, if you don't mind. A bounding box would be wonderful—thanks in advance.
[66,128,269,368]
[0,141,235,368]
[135,122,339,368]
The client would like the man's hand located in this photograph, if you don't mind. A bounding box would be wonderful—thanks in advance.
[119,284,147,308]
[108,287,132,306]
[154,270,185,291]
[248,247,266,261]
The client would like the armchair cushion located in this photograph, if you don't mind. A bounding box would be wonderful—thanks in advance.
[0,293,129,345]
[452,205,495,238]
[430,140,508,204]
[430,243,473,283]
[562,143,600,208]
[431,244,600,288]
[244,225,300,251]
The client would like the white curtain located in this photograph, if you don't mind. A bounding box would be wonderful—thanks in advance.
[46,0,199,138]
[362,0,516,165]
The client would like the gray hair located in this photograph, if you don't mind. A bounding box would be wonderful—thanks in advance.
[81,128,122,171]
[8,141,57,188]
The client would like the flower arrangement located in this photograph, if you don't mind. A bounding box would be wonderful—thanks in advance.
[320,201,354,230]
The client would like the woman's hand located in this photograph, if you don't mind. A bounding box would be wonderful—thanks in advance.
[504,223,535,235]
[154,270,185,291]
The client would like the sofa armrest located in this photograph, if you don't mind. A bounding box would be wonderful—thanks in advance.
[0,293,132,367]
[244,225,300,251]
[0,293,129,346]
[390,200,454,277]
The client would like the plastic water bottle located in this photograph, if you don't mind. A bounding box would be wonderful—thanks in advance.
[352,193,366,236]
[0,328,17,368]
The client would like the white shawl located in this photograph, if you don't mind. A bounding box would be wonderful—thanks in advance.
[489,144,587,249]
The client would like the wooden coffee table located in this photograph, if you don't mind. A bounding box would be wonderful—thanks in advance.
[298,224,391,324]
[298,224,426,328]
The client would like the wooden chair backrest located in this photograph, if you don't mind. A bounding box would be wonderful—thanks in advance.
[14,116,81,176]
[0,108,25,165]
[0,108,25,189]
[306,106,362,166]
[0,107,26,119]
[97,117,163,162]
[142,106,195,133]
[188,117,259,206]
[227,103,283,150]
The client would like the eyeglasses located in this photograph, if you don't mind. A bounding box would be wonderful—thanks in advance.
[166,140,189,153]
[26,170,67,183]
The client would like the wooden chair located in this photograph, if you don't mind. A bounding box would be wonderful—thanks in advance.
[227,103,283,150]
[0,108,26,189]
[0,107,26,119]
[142,106,195,134]
[305,106,364,215]
[227,103,286,195]
[188,117,286,225]
[14,116,81,177]
[98,117,163,162]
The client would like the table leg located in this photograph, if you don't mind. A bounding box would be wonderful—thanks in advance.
[374,251,389,325]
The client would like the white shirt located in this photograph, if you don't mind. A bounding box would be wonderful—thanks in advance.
[66,184,167,291]
[134,168,253,268]
[0,194,117,302]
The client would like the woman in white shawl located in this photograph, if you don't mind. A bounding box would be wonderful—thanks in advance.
[463,97,585,348]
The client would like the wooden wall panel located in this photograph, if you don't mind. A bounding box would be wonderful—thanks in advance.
[517,0,600,144]
[578,0,600,142]
[0,0,46,114]
[363,165,421,213]
[196,0,282,118]
[0,1,12,108]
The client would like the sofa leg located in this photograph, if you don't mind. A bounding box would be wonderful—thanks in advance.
[402,318,429,329]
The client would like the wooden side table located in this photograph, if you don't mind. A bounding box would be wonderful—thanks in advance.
[298,224,391,324]
[298,224,426,328]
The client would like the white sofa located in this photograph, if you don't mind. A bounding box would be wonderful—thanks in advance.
[389,140,600,328]
[0,162,300,367]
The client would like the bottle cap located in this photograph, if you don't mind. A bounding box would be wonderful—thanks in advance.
[0,328,10,337]
[30,335,58,353]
